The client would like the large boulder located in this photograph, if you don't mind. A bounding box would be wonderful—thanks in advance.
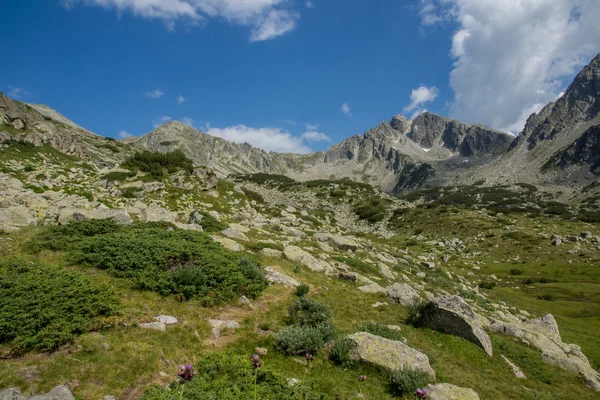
[0,206,36,228]
[221,227,250,242]
[329,235,359,251]
[386,283,420,306]
[211,236,245,252]
[490,314,600,391]
[425,295,493,357]
[0,385,75,400]
[58,207,132,225]
[426,383,480,400]
[347,332,435,379]
[140,203,175,223]
[283,246,331,273]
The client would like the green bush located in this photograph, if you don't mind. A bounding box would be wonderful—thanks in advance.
[353,197,390,223]
[198,212,228,232]
[103,171,131,182]
[406,300,435,328]
[359,322,404,342]
[242,187,265,204]
[141,352,325,400]
[388,368,431,396]
[537,294,556,301]
[509,268,523,275]
[275,297,336,355]
[274,325,326,355]
[478,281,497,290]
[329,338,355,367]
[248,242,284,252]
[0,257,119,355]
[23,164,35,172]
[27,221,267,304]
[294,283,310,297]
[123,150,194,179]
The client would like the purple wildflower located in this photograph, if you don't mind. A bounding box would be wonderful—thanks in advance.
[358,375,367,382]
[305,353,314,363]
[177,363,197,384]
[414,387,428,399]
[252,354,262,369]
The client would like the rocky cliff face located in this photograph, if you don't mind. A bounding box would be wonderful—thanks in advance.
[469,53,600,188]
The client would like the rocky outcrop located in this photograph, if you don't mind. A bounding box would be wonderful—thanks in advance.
[264,266,300,288]
[424,295,493,357]
[425,383,480,400]
[283,246,331,272]
[490,314,600,390]
[347,332,435,379]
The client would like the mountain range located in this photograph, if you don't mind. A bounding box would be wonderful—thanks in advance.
[1,53,599,194]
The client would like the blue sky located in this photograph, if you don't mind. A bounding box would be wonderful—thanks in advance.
[1,0,599,153]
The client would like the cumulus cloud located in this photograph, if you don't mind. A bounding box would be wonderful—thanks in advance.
[305,123,318,130]
[341,103,352,117]
[177,95,186,104]
[205,124,311,153]
[118,130,132,139]
[306,1,314,9]
[62,0,301,42]
[302,131,330,141]
[420,0,600,133]
[7,85,29,99]
[146,89,164,99]
[404,85,439,113]
[153,115,172,128]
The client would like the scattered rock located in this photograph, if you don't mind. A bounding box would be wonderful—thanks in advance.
[421,262,436,270]
[0,385,75,400]
[347,332,435,379]
[425,295,493,357]
[377,262,395,279]
[264,266,300,288]
[221,227,250,242]
[371,302,388,308]
[140,204,175,223]
[357,284,386,294]
[283,246,330,272]
[208,319,241,337]
[425,383,480,400]
[386,283,420,306]
[255,347,268,356]
[258,248,283,258]
[156,315,177,325]
[329,235,359,251]
[139,321,166,332]
[211,236,245,252]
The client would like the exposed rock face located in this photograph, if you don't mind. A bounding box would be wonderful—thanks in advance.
[58,208,132,225]
[386,283,420,306]
[347,332,436,379]
[0,386,75,400]
[425,295,493,357]
[490,314,600,391]
[425,383,480,400]
[211,236,245,252]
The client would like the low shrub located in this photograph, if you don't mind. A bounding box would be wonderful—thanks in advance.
[242,187,265,204]
[294,283,310,297]
[388,368,431,397]
[198,212,228,232]
[509,268,524,275]
[406,300,435,328]
[274,325,326,355]
[0,257,119,355]
[353,197,390,223]
[359,322,404,342]
[27,220,267,304]
[23,164,35,172]
[537,294,556,301]
[248,242,284,252]
[123,150,194,179]
[329,338,355,367]
[478,281,497,290]
[275,297,336,355]
[141,352,325,399]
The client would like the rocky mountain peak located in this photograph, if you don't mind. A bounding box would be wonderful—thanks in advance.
[390,115,411,133]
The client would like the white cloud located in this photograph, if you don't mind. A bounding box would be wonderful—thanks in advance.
[153,115,172,128]
[305,123,318,130]
[206,124,311,153]
[404,86,439,113]
[62,0,301,42]
[420,0,600,133]
[249,9,298,42]
[284,119,297,125]
[341,103,352,117]
[177,95,186,104]
[306,1,314,9]
[181,117,195,127]
[118,130,132,139]
[7,85,29,99]
[146,89,164,99]
[302,131,330,141]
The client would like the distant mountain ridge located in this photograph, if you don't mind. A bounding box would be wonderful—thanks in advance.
[1,53,599,193]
